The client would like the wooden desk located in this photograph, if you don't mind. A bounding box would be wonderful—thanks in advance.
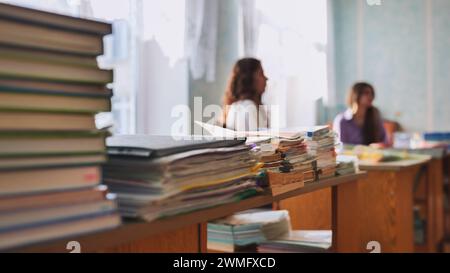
[346,156,433,253]
[278,156,431,253]
[404,148,447,252]
[445,153,450,248]
[11,172,366,253]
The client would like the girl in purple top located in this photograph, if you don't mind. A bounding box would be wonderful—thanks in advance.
[333,82,387,145]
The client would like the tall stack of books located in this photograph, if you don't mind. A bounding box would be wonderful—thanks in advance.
[103,135,263,222]
[261,136,317,195]
[276,137,317,182]
[0,3,120,250]
[304,126,337,180]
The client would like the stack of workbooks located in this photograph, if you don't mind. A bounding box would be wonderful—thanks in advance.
[262,136,317,195]
[257,230,332,253]
[103,135,263,222]
[0,4,120,250]
[276,137,317,181]
[304,126,337,180]
[336,155,358,176]
[207,210,291,253]
[423,132,450,149]
[256,139,281,172]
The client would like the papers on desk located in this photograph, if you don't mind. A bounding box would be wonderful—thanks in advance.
[342,145,433,163]
[257,230,332,253]
[207,210,291,253]
[199,123,344,195]
[196,121,304,140]
[336,155,358,176]
[339,145,433,171]
[103,135,264,222]
[342,145,408,163]
[208,209,332,253]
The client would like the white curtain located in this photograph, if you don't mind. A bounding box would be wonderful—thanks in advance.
[185,0,219,82]
[239,0,260,57]
[238,0,329,128]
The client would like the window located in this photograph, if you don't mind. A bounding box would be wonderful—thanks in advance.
[1,0,187,135]
[244,0,329,127]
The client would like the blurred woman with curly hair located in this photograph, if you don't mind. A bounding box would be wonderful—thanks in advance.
[222,58,269,131]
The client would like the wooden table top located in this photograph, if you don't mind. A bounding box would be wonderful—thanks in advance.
[358,155,431,171]
[12,172,367,253]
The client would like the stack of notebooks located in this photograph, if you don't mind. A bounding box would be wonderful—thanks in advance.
[276,137,316,182]
[261,136,317,195]
[336,155,358,176]
[305,126,337,180]
[0,4,120,250]
[423,132,450,148]
[103,135,264,222]
[257,230,332,253]
[207,210,291,253]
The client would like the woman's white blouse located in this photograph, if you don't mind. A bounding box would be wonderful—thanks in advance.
[225,99,269,131]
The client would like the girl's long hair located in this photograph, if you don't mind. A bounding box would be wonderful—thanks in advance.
[222,58,263,126]
[348,82,384,145]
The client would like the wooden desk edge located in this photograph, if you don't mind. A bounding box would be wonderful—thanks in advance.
[12,172,367,253]
[359,158,431,171]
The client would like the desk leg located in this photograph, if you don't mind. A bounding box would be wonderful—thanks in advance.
[331,180,360,253]
[428,159,445,252]
[199,223,208,253]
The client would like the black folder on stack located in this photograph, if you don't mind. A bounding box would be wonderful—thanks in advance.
[106,135,247,158]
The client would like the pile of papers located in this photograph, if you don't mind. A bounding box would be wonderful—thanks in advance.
[103,135,263,222]
[207,210,291,253]
[257,230,332,253]
[336,155,358,176]
[342,145,407,163]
